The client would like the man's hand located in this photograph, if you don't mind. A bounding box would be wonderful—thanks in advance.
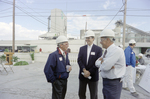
[68,66,72,72]
[84,70,90,78]
[99,57,104,64]
[66,65,72,72]
[83,68,91,78]
[99,57,103,61]
[111,66,115,69]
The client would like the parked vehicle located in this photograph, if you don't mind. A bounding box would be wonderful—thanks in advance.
[0,49,4,52]
[145,49,150,58]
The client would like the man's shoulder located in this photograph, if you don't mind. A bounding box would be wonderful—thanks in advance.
[80,45,87,49]
[112,45,123,53]
[93,44,102,49]
[49,50,58,57]
[125,46,131,52]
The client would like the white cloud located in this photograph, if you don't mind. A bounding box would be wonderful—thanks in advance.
[103,0,110,9]
[103,0,116,9]
[0,13,118,40]
[0,22,46,40]
[67,13,116,35]
[26,0,34,4]
[129,22,146,28]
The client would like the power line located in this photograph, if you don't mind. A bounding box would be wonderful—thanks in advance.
[0,0,66,32]
[1,14,150,18]
[0,0,13,5]
[103,4,125,30]
[17,0,47,23]
[16,0,105,4]
[0,15,12,18]
[16,6,48,26]
[0,7,12,12]
[0,0,48,26]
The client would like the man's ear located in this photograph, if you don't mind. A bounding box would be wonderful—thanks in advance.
[93,38,95,41]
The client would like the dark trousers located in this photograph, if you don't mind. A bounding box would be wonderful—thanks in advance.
[102,78,122,99]
[78,79,98,99]
[52,79,67,99]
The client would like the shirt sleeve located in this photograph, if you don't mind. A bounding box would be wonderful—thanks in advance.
[77,47,85,71]
[142,58,145,65]
[44,54,56,83]
[100,49,122,71]
[124,48,131,65]
[95,57,102,68]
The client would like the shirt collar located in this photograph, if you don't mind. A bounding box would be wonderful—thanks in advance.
[106,43,115,52]
[129,46,133,50]
[57,47,67,55]
[87,43,93,48]
[59,48,64,55]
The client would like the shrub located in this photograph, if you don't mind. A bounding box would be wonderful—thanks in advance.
[12,56,20,62]
[4,49,9,52]
[30,53,34,60]
[14,61,29,66]
[0,54,6,61]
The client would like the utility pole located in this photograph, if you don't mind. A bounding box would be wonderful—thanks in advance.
[12,0,15,53]
[48,16,50,32]
[122,0,127,50]
[84,21,87,45]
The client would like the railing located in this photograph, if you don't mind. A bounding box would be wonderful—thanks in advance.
[114,36,150,43]
[69,53,78,65]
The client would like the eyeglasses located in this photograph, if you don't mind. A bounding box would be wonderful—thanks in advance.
[100,38,107,42]
[86,37,92,40]
[62,42,69,45]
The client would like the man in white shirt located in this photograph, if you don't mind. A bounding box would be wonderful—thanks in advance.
[95,29,126,99]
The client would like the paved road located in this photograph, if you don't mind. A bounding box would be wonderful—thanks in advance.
[0,62,150,99]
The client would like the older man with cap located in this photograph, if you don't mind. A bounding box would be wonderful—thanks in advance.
[118,44,123,49]
[44,35,72,99]
[138,53,145,65]
[78,30,102,99]
[123,39,139,97]
[95,29,126,99]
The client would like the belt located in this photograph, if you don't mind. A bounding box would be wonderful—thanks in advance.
[57,78,67,80]
[126,65,132,67]
[103,78,121,81]
[126,65,131,67]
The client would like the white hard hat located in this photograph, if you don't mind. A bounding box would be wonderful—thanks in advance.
[119,44,123,48]
[138,53,143,57]
[85,30,95,37]
[56,36,68,44]
[129,39,136,44]
[99,29,115,38]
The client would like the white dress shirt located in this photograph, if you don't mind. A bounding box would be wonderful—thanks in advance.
[95,44,126,79]
[87,44,93,64]
[59,48,66,57]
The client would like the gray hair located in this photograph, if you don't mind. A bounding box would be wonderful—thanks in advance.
[102,37,115,42]
[57,42,63,47]
[107,37,115,42]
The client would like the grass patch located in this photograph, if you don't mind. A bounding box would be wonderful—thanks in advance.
[14,61,29,66]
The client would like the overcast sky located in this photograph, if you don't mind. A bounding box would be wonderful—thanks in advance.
[0,0,150,40]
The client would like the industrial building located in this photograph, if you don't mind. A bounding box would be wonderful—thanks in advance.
[0,9,150,55]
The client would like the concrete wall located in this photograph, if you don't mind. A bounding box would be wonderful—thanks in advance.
[0,52,78,65]
[0,39,150,54]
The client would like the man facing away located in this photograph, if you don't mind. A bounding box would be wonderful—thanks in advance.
[123,39,139,97]
[95,29,126,99]
[44,35,72,99]
[78,30,102,99]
